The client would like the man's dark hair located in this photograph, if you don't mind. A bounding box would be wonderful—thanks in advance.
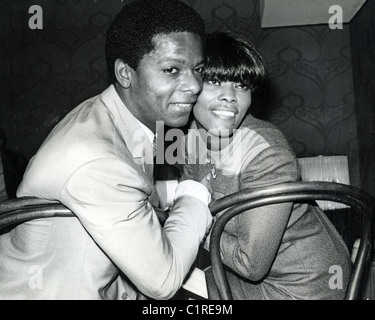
[105,0,206,83]
[203,32,266,91]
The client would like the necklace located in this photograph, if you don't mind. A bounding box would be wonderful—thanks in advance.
[205,158,217,180]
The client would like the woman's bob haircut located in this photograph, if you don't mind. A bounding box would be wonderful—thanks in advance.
[203,32,266,91]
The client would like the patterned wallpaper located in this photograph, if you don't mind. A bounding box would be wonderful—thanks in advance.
[0,0,363,188]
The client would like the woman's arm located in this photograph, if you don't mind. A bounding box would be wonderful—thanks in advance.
[220,145,298,281]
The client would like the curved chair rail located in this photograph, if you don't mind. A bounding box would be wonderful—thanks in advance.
[0,197,74,229]
[208,181,375,300]
[1,182,373,300]
[0,196,168,230]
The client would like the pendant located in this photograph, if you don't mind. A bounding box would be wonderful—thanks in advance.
[206,158,217,180]
[211,167,217,179]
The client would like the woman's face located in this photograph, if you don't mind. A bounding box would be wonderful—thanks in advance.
[193,80,252,137]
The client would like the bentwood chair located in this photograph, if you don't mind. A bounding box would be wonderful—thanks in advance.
[0,197,170,233]
[208,181,375,300]
[0,197,74,231]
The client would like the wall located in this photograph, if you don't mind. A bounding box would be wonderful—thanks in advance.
[0,0,125,159]
[0,0,360,187]
[191,0,359,187]
[350,0,375,196]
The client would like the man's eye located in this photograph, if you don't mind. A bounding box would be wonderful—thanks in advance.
[194,66,204,74]
[207,80,220,86]
[164,68,178,74]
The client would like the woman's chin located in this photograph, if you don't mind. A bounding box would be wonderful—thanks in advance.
[207,127,234,138]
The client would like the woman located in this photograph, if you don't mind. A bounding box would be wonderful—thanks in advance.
[174,31,352,300]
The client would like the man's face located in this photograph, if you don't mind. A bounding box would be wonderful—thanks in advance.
[126,32,204,132]
[193,80,252,137]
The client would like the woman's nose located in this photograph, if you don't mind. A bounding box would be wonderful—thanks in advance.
[218,85,237,103]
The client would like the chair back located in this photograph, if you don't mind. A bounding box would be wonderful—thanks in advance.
[0,197,74,231]
[0,196,168,232]
[209,181,375,300]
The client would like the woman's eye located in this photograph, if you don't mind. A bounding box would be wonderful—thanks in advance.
[164,68,178,74]
[236,83,249,90]
[207,80,220,86]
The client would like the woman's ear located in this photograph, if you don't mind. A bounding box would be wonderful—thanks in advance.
[114,59,133,89]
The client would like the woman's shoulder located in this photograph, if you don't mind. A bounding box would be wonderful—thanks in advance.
[241,114,282,132]
[239,115,291,147]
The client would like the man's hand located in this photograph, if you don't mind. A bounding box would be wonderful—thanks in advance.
[154,207,169,226]
[172,180,213,240]
[174,180,212,205]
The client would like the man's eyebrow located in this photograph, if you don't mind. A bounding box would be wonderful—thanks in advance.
[157,58,205,65]
[158,58,186,64]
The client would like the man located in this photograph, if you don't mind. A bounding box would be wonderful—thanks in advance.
[0,0,212,300]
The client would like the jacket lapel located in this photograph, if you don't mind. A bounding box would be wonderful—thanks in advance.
[100,85,154,181]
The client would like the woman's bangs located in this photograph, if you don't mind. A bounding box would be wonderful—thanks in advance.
[203,61,253,87]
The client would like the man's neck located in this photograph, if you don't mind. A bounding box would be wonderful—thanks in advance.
[114,82,156,134]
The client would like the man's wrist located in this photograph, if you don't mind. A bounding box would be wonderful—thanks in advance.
[174,180,211,205]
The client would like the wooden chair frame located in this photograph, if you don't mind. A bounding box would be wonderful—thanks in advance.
[0,181,373,300]
[208,181,374,300]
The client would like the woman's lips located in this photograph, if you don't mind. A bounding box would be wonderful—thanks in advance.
[211,109,236,118]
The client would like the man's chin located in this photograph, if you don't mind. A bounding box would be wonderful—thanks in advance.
[165,116,191,128]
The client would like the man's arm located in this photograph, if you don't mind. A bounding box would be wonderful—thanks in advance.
[60,158,212,300]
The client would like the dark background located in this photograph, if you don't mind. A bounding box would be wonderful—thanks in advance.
[0,0,374,196]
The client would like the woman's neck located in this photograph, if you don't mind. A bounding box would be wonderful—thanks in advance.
[194,121,233,152]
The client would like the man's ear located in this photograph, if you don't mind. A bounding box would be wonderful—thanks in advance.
[114,59,133,88]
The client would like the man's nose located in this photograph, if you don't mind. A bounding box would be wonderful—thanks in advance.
[179,72,202,95]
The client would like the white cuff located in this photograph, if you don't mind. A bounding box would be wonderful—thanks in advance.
[174,180,211,205]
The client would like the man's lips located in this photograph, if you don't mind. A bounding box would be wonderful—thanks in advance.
[169,103,194,112]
